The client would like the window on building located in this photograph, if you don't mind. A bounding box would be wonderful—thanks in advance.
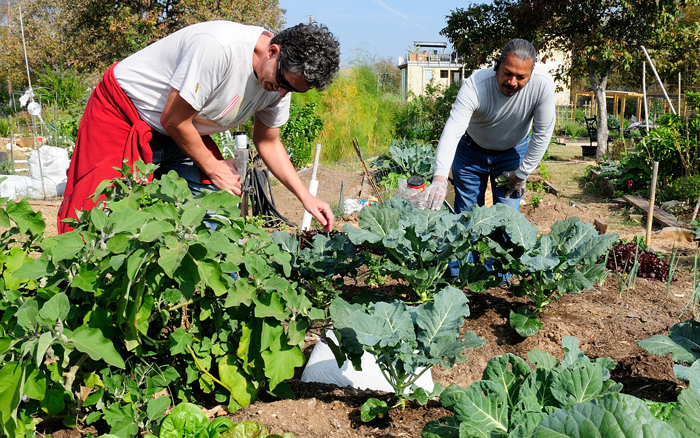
[424,69,433,82]
[440,70,449,79]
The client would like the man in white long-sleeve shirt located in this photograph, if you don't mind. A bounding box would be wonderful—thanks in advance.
[425,38,555,213]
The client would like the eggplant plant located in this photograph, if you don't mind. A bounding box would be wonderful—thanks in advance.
[271,230,363,308]
[327,286,485,419]
[0,161,323,437]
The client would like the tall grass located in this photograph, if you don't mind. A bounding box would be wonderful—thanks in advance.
[294,52,401,164]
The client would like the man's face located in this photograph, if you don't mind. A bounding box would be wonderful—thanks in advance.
[495,54,534,96]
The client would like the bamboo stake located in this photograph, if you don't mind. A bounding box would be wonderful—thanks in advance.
[645,161,659,247]
[643,63,649,131]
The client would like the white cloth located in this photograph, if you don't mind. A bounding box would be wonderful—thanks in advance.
[114,21,291,135]
[434,65,556,180]
[27,146,70,198]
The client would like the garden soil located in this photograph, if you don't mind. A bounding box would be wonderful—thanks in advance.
[34,151,700,438]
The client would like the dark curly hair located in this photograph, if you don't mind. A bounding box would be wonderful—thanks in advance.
[272,22,340,91]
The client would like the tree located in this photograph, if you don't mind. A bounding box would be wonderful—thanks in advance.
[0,0,285,96]
[441,0,697,158]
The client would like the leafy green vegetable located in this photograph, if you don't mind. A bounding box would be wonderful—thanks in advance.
[342,199,511,302]
[328,286,485,412]
[360,398,390,422]
[372,138,435,182]
[637,319,700,381]
[0,161,323,437]
[271,230,363,308]
[423,337,622,438]
[504,216,618,336]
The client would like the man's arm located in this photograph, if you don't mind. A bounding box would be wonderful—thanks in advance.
[252,117,334,231]
[160,87,241,195]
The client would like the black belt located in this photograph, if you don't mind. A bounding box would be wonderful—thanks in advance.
[462,133,510,156]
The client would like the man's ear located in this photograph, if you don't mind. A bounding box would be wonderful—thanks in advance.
[268,43,281,59]
[493,59,500,71]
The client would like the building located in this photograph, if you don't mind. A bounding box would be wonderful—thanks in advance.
[397,42,465,100]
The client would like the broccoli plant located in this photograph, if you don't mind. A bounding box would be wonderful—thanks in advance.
[327,286,485,419]
[500,217,618,337]
[342,199,525,302]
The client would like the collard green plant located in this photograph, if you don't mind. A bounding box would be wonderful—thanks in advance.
[0,161,323,437]
[327,286,485,417]
[270,230,363,308]
[637,319,700,381]
[423,337,622,438]
[503,217,618,337]
[533,361,700,437]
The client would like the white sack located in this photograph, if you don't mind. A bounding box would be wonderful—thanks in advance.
[28,146,70,197]
[0,175,35,200]
[301,330,434,394]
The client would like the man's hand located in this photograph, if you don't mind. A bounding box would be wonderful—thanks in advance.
[425,176,448,210]
[301,195,335,232]
[502,171,527,199]
[208,158,242,195]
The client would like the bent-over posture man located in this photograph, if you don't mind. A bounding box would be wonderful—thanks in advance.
[59,21,340,233]
[425,38,555,213]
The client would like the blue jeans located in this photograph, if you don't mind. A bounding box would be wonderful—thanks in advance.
[149,133,218,197]
[452,133,529,214]
[448,133,528,280]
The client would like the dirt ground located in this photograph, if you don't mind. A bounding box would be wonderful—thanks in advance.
[31,144,700,438]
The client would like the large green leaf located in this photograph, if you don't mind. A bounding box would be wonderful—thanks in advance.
[350,300,414,348]
[107,208,152,234]
[510,308,543,337]
[6,198,45,236]
[218,355,257,407]
[0,362,23,426]
[666,361,700,437]
[550,362,604,406]
[482,353,531,409]
[66,326,125,369]
[637,320,700,364]
[415,286,470,347]
[534,393,679,438]
[439,382,509,437]
[261,343,305,390]
[38,292,70,323]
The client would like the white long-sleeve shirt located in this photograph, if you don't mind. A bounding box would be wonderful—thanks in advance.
[434,65,555,180]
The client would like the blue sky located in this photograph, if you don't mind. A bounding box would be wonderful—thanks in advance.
[278,0,463,64]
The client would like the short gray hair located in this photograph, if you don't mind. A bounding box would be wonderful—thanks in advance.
[497,39,537,69]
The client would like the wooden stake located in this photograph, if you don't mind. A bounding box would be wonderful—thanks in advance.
[352,138,383,202]
[646,161,659,246]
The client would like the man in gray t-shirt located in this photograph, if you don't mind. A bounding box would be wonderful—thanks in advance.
[425,38,555,213]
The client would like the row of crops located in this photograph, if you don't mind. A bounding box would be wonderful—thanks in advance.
[1,161,699,437]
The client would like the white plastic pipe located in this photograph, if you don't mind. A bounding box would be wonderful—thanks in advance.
[301,144,322,231]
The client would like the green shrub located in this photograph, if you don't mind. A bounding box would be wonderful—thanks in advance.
[657,175,700,204]
[280,100,323,168]
[0,117,12,137]
[559,121,587,138]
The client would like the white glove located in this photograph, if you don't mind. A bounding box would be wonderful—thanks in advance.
[502,171,527,199]
[425,176,448,210]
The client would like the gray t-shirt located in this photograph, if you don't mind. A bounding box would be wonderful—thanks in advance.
[434,65,555,180]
